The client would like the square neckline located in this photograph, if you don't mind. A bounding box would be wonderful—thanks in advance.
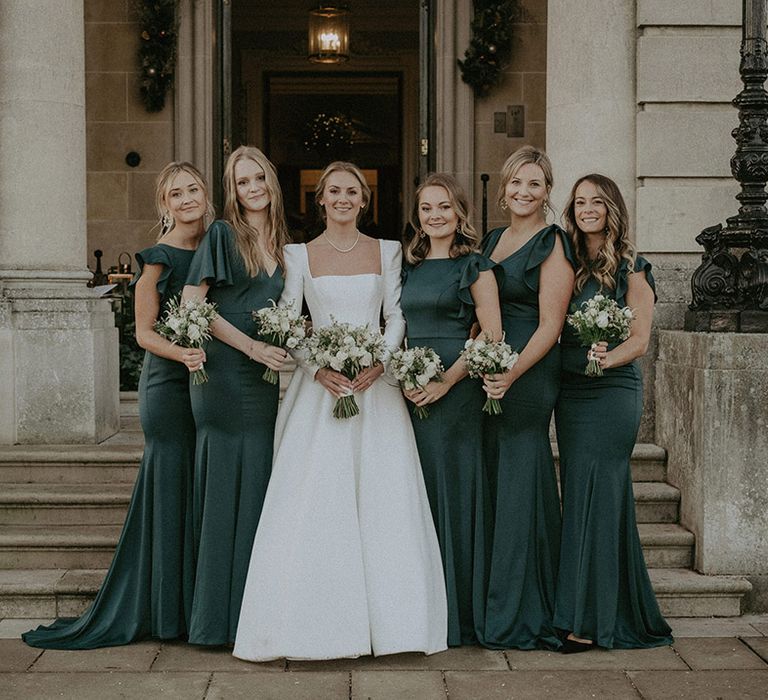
[304,239,384,280]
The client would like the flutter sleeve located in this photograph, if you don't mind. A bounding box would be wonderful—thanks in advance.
[381,240,406,370]
[523,224,575,293]
[278,244,318,379]
[131,245,173,296]
[456,252,504,322]
[185,220,236,287]
[616,255,657,305]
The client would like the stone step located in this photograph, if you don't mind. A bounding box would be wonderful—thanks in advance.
[650,568,753,617]
[0,484,133,525]
[638,523,693,568]
[633,482,680,523]
[552,443,667,482]
[0,567,751,620]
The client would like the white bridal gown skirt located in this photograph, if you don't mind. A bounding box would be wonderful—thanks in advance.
[232,369,448,662]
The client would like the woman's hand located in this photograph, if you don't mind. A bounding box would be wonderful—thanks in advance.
[482,370,516,401]
[351,364,384,394]
[315,367,354,398]
[248,340,288,372]
[588,341,611,370]
[403,379,452,407]
[181,348,207,372]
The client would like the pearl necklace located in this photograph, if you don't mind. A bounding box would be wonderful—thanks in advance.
[324,230,360,253]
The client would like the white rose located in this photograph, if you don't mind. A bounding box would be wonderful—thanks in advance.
[596,311,609,329]
[286,337,298,349]
[623,307,634,319]
[167,317,182,333]
[187,323,202,341]
[416,373,430,386]
[360,351,373,367]
[593,294,604,302]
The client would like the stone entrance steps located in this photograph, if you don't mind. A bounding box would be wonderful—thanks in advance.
[0,392,752,618]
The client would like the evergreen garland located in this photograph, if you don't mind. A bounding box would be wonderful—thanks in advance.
[458,0,518,97]
[136,1,178,112]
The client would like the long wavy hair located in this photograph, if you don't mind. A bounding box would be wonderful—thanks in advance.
[154,161,214,241]
[563,173,636,292]
[404,173,480,264]
[314,161,371,223]
[497,145,554,214]
[222,145,289,275]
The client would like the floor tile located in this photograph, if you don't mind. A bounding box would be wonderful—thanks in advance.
[628,669,768,699]
[207,671,350,700]
[0,619,54,640]
[743,637,768,663]
[152,641,284,672]
[0,639,43,672]
[668,618,764,638]
[288,647,507,671]
[504,644,686,671]
[31,640,160,672]
[444,670,638,699]
[351,670,445,699]
[672,638,768,670]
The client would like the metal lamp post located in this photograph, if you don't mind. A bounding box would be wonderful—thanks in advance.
[687,0,768,332]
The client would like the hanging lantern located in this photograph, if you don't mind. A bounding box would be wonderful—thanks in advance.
[308,5,350,64]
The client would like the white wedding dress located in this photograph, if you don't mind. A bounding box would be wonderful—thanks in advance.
[233,241,448,662]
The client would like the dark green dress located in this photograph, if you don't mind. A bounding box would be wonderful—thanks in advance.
[475,225,569,650]
[185,220,284,645]
[23,243,197,649]
[400,253,500,647]
[554,256,672,648]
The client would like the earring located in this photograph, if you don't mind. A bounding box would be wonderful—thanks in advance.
[456,224,464,237]
[418,228,426,239]
[161,211,173,232]
[500,199,508,211]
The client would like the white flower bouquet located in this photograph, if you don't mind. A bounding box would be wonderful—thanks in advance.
[390,346,445,419]
[566,293,634,376]
[304,318,387,419]
[253,299,307,384]
[155,296,218,384]
[460,335,519,415]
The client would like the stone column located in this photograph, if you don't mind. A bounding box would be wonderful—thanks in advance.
[656,331,768,608]
[545,0,636,218]
[0,0,119,444]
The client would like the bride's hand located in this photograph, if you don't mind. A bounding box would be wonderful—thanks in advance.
[316,367,354,399]
[351,364,384,394]
[249,340,288,372]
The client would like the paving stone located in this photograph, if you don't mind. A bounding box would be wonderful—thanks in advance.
[206,671,350,699]
[743,637,768,663]
[288,647,507,671]
[152,641,284,672]
[628,669,768,699]
[0,672,209,700]
[672,638,768,670]
[668,617,764,638]
[0,639,43,672]
[31,640,161,672]
[504,645,686,671]
[0,618,53,639]
[749,620,768,636]
[444,671,638,699]
[351,670,445,700]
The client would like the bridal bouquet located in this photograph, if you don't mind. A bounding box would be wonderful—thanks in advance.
[305,318,387,419]
[390,346,445,420]
[460,335,518,415]
[567,294,634,376]
[253,299,307,384]
[155,296,218,385]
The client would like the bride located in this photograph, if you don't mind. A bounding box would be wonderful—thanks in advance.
[233,162,448,662]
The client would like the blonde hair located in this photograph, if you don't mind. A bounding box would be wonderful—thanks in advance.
[562,173,636,292]
[314,161,372,223]
[404,173,480,264]
[222,145,289,275]
[154,161,214,240]
[497,145,554,213]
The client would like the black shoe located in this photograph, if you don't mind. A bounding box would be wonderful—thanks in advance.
[561,638,594,654]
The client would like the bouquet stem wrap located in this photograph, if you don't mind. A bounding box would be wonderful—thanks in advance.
[460,335,518,415]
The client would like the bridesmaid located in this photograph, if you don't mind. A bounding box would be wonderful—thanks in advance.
[554,174,672,651]
[400,174,502,646]
[476,146,574,650]
[182,146,290,645]
[23,162,212,648]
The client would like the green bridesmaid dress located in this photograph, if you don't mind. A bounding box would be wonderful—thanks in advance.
[23,243,197,649]
[185,220,284,646]
[475,224,570,650]
[554,256,672,648]
[400,253,501,647]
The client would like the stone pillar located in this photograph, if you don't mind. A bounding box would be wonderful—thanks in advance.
[0,0,119,444]
[656,331,768,608]
[435,0,475,200]
[545,0,636,218]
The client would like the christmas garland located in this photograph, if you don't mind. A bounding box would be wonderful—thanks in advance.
[458,0,518,97]
[136,1,178,112]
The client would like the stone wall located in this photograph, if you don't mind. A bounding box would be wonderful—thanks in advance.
[84,0,173,274]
